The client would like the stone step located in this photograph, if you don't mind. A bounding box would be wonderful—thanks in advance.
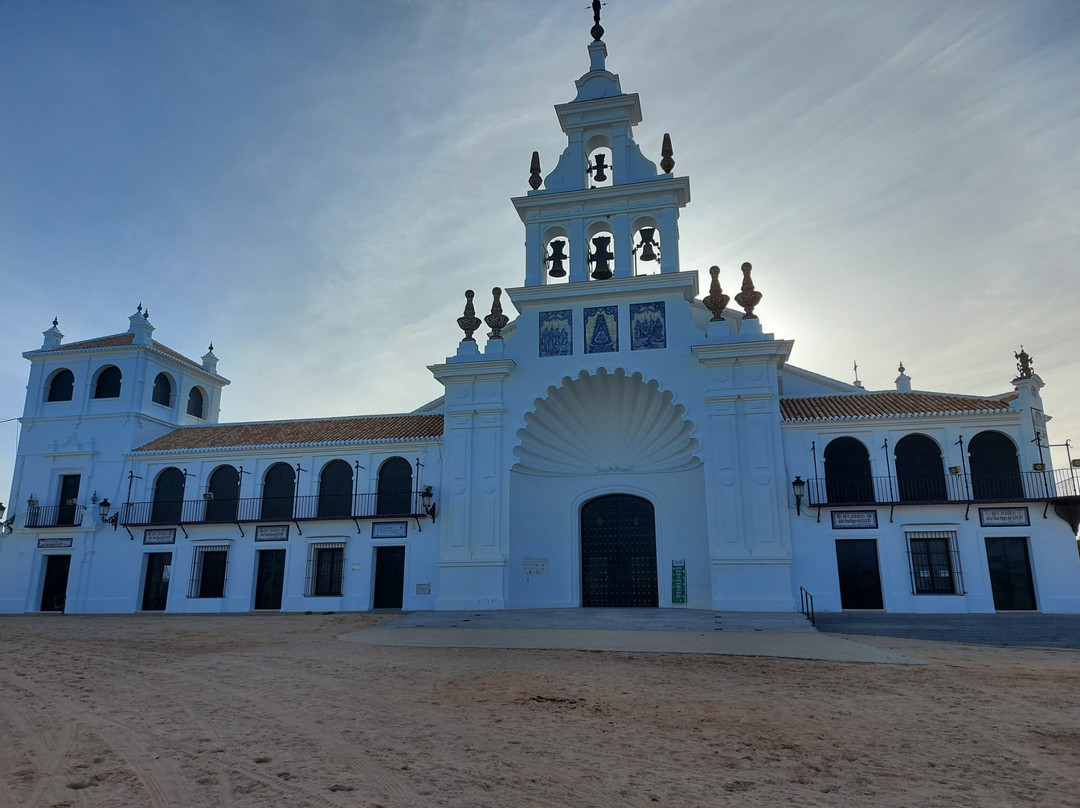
[814,613,1080,648]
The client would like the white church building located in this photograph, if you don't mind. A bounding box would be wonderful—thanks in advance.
[3,12,1079,617]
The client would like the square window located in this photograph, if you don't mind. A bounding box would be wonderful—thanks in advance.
[188,546,229,598]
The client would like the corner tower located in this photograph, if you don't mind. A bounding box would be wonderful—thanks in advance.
[512,9,691,286]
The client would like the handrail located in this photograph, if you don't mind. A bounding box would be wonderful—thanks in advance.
[120,491,428,527]
[24,504,85,529]
[799,586,815,627]
[805,469,1079,507]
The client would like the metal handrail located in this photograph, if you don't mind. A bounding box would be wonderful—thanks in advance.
[24,504,85,528]
[799,586,815,627]
[120,491,428,527]
[805,469,1078,507]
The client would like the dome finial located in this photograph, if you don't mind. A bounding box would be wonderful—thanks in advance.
[590,0,605,41]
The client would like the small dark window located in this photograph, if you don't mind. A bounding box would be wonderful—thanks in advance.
[57,474,81,526]
[317,459,354,519]
[895,434,947,502]
[969,431,1023,500]
[47,369,75,402]
[150,467,186,525]
[261,463,296,521]
[824,437,874,504]
[908,532,962,594]
[206,465,240,523]
[376,457,413,516]
[189,546,229,598]
[187,387,205,418]
[93,365,122,399]
[152,373,172,406]
[311,546,344,596]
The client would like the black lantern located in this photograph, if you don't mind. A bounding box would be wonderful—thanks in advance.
[421,485,437,523]
[791,476,806,516]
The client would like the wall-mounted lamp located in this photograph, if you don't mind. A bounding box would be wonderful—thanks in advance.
[791,476,806,516]
[421,485,437,523]
[948,466,961,475]
[27,495,38,508]
[1033,463,1046,471]
[98,498,119,530]
[203,492,215,501]
[0,501,13,535]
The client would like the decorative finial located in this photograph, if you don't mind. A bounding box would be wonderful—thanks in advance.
[898,361,905,374]
[590,0,605,41]
[1015,346,1034,379]
[529,151,542,190]
[485,288,510,339]
[208,343,214,352]
[660,133,675,173]
[457,290,482,343]
[734,262,762,319]
[853,361,860,384]
[143,308,150,320]
[702,266,729,322]
[137,302,142,313]
[52,317,59,327]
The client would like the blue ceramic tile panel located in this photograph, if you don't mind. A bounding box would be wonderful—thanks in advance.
[584,306,618,354]
[630,301,666,350]
[538,310,573,357]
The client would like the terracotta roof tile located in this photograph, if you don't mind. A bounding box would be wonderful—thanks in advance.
[780,391,1015,422]
[133,413,444,453]
[30,332,214,376]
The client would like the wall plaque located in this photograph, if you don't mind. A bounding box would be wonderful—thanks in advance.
[584,305,618,353]
[523,557,548,575]
[37,537,73,549]
[979,507,1030,527]
[255,525,290,541]
[671,559,687,604]
[372,521,408,539]
[831,510,878,530]
[143,528,176,545]
[630,301,666,350]
[538,309,572,357]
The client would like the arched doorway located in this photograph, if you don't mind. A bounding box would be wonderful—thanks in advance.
[580,494,658,607]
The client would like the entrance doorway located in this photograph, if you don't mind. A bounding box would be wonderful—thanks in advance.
[373,546,405,609]
[142,553,172,611]
[580,494,658,607]
[40,555,71,612]
[985,538,1037,611]
[835,539,884,609]
[254,549,286,610]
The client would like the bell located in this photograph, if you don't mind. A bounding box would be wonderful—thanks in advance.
[546,239,568,278]
[637,227,658,262]
[589,235,614,280]
[588,153,608,183]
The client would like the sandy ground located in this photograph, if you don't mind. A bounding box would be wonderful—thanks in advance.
[0,614,1077,808]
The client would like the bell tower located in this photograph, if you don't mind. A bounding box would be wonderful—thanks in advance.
[512,5,691,286]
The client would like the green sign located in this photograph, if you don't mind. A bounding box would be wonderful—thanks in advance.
[671,559,687,604]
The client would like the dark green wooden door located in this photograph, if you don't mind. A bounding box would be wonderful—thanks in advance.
[40,555,71,612]
[835,540,884,609]
[581,495,658,607]
[373,546,405,609]
[254,549,286,610]
[985,538,1036,611]
[142,553,172,611]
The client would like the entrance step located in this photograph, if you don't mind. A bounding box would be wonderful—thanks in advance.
[713,612,817,633]
[814,613,1080,648]
[382,608,816,632]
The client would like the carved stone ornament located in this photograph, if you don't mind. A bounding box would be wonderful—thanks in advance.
[528,151,542,190]
[702,265,729,322]
[457,290,482,342]
[485,287,510,339]
[734,261,762,319]
[660,133,675,174]
[1015,346,1034,379]
[590,0,605,41]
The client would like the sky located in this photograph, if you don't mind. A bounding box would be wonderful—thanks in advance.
[1,0,1079,505]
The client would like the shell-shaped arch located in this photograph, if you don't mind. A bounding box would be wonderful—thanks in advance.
[513,368,700,475]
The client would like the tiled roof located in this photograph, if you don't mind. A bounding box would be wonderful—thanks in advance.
[29,332,207,373]
[133,413,445,453]
[780,391,1016,422]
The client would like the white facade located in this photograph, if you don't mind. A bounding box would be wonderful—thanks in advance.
[3,25,1079,616]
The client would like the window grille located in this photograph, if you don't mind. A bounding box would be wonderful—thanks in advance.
[305,542,346,597]
[188,545,230,598]
[906,530,964,595]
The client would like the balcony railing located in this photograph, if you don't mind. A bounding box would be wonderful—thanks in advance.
[25,504,85,528]
[119,491,429,527]
[806,468,1080,507]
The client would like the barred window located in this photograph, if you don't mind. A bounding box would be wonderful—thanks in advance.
[306,542,346,597]
[188,545,230,598]
[907,530,963,595]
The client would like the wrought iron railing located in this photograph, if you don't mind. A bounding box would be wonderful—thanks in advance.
[24,504,85,528]
[120,491,428,527]
[805,468,1080,507]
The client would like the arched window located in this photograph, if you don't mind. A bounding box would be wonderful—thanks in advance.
[152,373,172,406]
[205,465,240,523]
[969,431,1023,501]
[46,369,74,402]
[317,460,353,519]
[261,463,296,521]
[895,434,946,502]
[824,437,874,504]
[187,387,205,418]
[93,365,122,399]
[376,457,413,516]
[150,467,186,525]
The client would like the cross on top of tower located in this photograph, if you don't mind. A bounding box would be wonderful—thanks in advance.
[590,1,606,41]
